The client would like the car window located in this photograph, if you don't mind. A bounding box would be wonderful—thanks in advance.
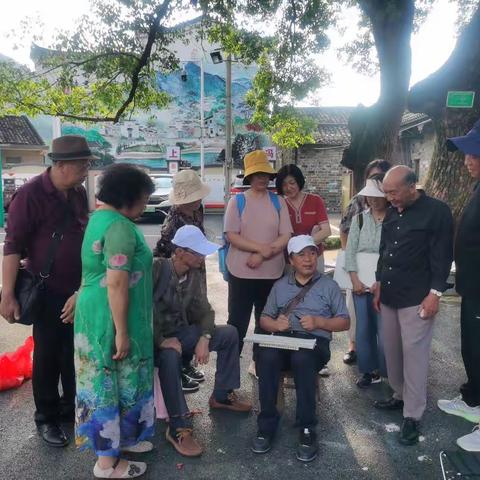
[153,177,173,189]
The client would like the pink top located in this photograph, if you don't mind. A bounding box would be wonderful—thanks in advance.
[224,191,293,279]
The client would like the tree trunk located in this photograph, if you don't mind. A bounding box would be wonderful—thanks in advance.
[342,0,414,192]
[408,5,480,220]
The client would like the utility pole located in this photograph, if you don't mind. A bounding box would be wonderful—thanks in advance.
[200,58,205,180]
[224,54,232,209]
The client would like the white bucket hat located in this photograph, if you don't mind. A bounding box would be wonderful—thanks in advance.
[168,169,211,205]
[287,235,318,255]
[172,225,219,256]
[358,178,385,198]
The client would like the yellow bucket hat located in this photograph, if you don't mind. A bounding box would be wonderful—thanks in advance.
[243,150,276,180]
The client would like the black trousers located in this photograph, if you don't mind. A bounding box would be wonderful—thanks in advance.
[227,274,277,354]
[460,296,480,407]
[32,287,75,425]
[256,337,331,435]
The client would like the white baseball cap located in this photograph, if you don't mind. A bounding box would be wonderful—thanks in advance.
[172,225,220,256]
[357,178,385,198]
[287,235,318,255]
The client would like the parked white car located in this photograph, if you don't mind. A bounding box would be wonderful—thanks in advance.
[141,174,174,221]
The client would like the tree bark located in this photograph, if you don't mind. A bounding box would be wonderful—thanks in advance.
[408,4,480,220]
[342,0,414,192]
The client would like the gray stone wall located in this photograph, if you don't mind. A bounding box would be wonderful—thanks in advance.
[296,145,346,213]
[410,127,435,185]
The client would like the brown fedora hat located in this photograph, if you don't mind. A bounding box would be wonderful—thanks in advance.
[47,135,99,161]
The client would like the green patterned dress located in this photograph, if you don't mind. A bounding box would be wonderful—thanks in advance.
[74,210,154,456]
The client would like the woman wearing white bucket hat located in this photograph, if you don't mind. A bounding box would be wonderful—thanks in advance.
[155,169,210,258]
[154,169,211,392]
[345,174,388,388]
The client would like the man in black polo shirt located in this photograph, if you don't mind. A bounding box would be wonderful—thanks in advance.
[437,119,480,452]
[372,165,454,446]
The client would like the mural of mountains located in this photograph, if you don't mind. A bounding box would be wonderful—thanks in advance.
[156,62,252,119]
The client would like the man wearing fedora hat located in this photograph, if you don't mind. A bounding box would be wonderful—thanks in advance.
[1,135,93,447]
[437,119,480,451]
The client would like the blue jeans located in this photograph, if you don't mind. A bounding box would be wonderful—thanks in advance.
[353,293,387,376]
[156,324,240,430]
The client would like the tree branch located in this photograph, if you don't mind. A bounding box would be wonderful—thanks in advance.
[29,52,141,80]
[112,0,172,123]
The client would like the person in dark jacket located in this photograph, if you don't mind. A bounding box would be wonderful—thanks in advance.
[153,225,251,458]
[437,118,480,452]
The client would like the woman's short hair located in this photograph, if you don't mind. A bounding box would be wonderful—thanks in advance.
[275,164,306,195]
[365,159,391,180]
[368,172,385,183]
[97,163,155,209]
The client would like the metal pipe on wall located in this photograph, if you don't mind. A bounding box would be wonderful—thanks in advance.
[224,54,232,208]
[200,58,205,180]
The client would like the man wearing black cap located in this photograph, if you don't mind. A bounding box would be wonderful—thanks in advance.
[0,135,92,447]
[438,119,480,452]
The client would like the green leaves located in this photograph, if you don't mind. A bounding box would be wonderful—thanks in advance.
[0,0,184,122]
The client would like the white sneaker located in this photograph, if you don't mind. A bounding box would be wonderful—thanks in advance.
[122,441,154,453]
[437,396,480,423]
[457,426,480,452]
[93,460,147,478]
[318,366,330,377]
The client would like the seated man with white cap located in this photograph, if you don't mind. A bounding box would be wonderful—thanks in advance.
[251,235,350,462]
[153,225,251,458]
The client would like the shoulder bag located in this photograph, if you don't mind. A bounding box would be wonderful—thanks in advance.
[7,204,74,325]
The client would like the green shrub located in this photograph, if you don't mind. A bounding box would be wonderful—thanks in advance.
[324,236,341,250]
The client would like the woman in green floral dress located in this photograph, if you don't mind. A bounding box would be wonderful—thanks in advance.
[74,164,155,479]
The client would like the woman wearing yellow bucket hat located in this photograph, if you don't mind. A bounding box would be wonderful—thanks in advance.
[224,150,293,354]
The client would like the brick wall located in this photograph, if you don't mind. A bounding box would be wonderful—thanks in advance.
[278,145,347,213]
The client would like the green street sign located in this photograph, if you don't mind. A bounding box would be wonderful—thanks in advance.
[446,91,475,108]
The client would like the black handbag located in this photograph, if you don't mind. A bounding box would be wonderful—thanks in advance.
[13,267,45,326]
[8,205,74,325]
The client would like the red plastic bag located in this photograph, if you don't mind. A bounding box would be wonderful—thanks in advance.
[0,355,24,391]
[0,336,34,391]
[8,336,34,379]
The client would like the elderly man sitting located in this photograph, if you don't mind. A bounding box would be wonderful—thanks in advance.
[251,235,350,462]
[153,225,251,458]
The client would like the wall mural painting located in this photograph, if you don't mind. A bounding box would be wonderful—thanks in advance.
[31,61,268,171]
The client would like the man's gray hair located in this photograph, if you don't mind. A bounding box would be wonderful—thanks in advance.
[404,170,417,186]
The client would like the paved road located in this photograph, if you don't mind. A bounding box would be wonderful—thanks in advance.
[0,214,475,479]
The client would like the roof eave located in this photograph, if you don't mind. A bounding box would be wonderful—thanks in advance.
[0,144,48,150]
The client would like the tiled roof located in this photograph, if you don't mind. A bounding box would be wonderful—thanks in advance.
[297,107,356,146]
[399,112,430,131]
[296,107,430,146]
[0,116,46,146]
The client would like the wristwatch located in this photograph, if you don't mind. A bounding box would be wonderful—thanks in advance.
[430,289,443,297]
[202,333,212,340]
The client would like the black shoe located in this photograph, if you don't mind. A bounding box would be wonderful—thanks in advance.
[399,417,420,445]
[374,397,404,410]
[59,405,75,423]
[356,373,382,389]
[182,365,205,383]
[182,373,200,393]
[296,428,318,462]
[37,423,69,448]
[343,350,357,365]
[251,431,273,454]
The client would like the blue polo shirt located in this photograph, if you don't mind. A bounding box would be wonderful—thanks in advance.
[262,271,349,340]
